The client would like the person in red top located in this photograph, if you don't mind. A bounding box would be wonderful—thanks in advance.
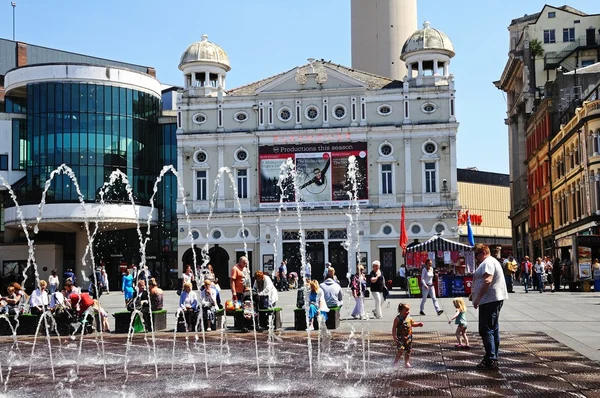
[69,292,94,317]
[520,256,532,293]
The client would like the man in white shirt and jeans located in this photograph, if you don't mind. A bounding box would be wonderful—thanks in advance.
[471,243,509,370]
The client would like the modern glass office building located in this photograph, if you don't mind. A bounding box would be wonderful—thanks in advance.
[7,80,161,205]
[2,63,175,289]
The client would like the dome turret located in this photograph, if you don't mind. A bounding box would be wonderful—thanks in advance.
[400,21,455,60]
[400,22,455,85]
[179,34,230,71]
[179,34,230,94]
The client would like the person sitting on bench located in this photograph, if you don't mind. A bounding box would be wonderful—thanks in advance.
[179,282,199,331]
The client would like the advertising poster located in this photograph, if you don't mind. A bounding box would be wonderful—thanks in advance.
[578,245,592,280]
[259,142,368,208]
[296,153,332,203]
[259,153,294,204]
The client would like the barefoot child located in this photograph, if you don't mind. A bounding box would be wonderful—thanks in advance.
[448,297,469,348]
[392,303,423,368]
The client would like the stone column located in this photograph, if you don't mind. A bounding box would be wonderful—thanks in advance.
[596,175,600,215]
[218,143,225,209]
[404,138,413,205]
[449,136,457,194]
[75,229,93,282]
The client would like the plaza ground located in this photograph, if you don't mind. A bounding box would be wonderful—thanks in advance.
[2,285,600,396]
[97,285,600,363]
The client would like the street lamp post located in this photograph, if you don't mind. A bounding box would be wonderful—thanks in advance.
[11,2,16,41]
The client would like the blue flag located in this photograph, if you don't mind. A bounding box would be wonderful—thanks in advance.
[466,210,475,246]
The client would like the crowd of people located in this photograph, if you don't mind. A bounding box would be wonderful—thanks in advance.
[0,265,165,335]
[503,255,561,293]
[0,246,533,372]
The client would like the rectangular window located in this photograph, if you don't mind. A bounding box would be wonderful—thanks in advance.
[196,170,207,201]
[237,169,248,199]
[548,11,556,18]
[425,162,436,193]
[0,155,8,170]
[543,29,556,44]
[563,28,575,42]
[381,164,393,194]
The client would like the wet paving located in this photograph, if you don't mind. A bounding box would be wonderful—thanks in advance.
[1,330,599,397]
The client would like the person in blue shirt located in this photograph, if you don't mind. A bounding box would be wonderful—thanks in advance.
[63,269,76,286]
[121,269,134,306]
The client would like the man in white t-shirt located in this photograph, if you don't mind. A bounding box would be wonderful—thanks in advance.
[471,243,508,370]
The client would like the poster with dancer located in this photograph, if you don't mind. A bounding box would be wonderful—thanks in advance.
[258,142,368,208]
[296,153,331,203]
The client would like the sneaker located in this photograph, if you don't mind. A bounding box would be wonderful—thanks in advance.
[206,328,211,332]
[419,311,426,316]
[437,310,444,316]
[454,344,462,348]
[476,359,498,370]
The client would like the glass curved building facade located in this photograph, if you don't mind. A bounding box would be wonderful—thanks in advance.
[8,82,161,205]
[2,63,176,290]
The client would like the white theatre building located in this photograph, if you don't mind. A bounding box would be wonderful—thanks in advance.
[175,23,460,285]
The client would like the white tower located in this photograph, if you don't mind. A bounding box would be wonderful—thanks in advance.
[178,34,230,97]
[351,0,417,80]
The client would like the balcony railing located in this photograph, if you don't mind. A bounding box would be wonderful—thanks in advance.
[544,33,600,70]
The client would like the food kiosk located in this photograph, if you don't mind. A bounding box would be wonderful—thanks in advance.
[405,235,474,297]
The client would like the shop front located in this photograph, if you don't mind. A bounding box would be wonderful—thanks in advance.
[405,235,474,298]
[557,235,600,291]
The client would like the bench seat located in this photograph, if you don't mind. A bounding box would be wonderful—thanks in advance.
[293,306,341,331]
[113,309,167,333]
[258,307,282,329]
[0,314,41,336]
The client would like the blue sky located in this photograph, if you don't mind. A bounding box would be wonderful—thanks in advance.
[1,0,598,175]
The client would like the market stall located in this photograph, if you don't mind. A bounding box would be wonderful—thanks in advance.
[405,235,474,298]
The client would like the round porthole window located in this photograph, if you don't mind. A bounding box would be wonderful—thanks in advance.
[332,105,346,120]
[435,224,445,233]
[192,113,207,124]
[379,143,393,156]
[305,106,319,121]
[194,150,207,163]
[383,225,392,235]
[235,149,248,162]
[279,107,292,122]
[377,105,392,115]
[411,225,421,234]
[234,111,248,122]
[421,102,437,114]
[424,142,437,154]
[239,229,249,238]
[191,230,200,240]
[212,230,222,240]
